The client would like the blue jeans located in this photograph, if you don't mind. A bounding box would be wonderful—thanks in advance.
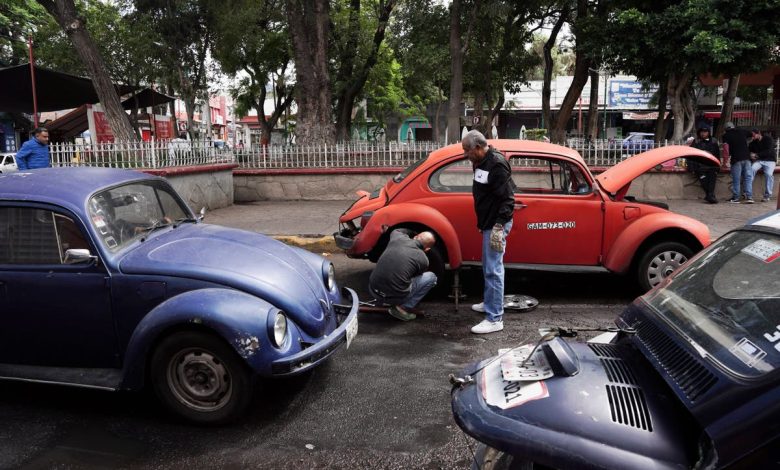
[731,160,754,199]
[399,272,437,309]
[752,160,776,199]
[481,220,513,322]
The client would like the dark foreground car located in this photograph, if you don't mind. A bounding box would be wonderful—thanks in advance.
[451,210,780,469]
[0,168,358,424]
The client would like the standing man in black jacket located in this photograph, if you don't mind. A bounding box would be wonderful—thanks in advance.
[749,129,776,202]
[688,125,720,204]
[463,130,515,334]
[722,122,754,203]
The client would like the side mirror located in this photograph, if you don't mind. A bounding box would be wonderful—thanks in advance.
[198,207,206,222]
[64,248,97,265]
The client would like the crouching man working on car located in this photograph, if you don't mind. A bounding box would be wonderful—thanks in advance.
[463,130,515,335]
[369,229,437,321]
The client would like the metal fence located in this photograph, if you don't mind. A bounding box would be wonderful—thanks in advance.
[49,140,235,169]
[49,138,777,171]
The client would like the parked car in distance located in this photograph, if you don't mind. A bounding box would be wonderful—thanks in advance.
[451,210,780,469]
[0,153,17,173]
[335,140,720,292]
[0,168,359,424]
[622,132,655,154]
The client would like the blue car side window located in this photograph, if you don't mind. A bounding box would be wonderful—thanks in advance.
[0,207,74,265]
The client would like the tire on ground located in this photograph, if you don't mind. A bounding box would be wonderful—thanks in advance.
[151,330,253,425]
[635,241,693,292]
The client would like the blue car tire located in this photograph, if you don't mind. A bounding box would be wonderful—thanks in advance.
[151,331,253,424]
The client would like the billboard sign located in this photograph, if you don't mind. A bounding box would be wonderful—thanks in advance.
[608,80,656,108]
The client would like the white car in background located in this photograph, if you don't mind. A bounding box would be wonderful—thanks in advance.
[0,153,17,174]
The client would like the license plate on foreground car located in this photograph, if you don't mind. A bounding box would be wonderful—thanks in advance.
[345,315,358,349]
[499,345,554,382]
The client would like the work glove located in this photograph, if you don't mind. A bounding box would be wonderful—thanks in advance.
[490,223,505,252]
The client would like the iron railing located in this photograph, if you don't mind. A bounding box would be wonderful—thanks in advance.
[48,138,777,171]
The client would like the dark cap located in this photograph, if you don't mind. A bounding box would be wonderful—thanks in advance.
[751,128,761,134]
[697,125,710,132]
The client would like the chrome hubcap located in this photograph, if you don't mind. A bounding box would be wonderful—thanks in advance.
[646,250,687,287]
[167,349,231,412]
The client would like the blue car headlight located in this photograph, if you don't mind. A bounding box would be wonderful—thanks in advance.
[270,311,288,348]
[322,261,335,291]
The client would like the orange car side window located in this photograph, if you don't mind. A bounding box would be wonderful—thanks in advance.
[429,158,473,193]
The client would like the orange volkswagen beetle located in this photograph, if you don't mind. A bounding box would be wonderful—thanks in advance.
[335,140,720,292]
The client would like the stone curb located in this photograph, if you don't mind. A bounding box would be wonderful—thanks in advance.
[272,235,339,253]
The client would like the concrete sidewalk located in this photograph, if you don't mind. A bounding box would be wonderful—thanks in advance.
[204,198,776,249]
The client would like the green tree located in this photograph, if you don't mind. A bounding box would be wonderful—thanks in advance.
[330,0,398,141]
[387,0,450,141]
[211,0,293,145]
[0,0,47,67]
[37,0,136,141]
[134,0,213,140]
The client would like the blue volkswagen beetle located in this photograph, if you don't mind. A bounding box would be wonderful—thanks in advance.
[451,211,780,468]
[0,168,359,424]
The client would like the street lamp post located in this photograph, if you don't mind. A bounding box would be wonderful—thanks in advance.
[603,70,608,139]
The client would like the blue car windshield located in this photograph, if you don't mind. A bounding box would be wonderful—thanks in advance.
[88,181,190,252]
[644,230,780,378]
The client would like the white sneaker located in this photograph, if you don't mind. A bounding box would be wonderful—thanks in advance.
[471,319,504,334]
[471,302,485,313]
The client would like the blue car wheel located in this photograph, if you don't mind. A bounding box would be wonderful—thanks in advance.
[151,331,253,424]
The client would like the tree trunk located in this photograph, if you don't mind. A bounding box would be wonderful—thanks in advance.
[550,0,589,144]
[446,0,464,144]
[484,93,504,138]
[542,10,567,131]
[667,71,691,142]
[715,74,740,138]
[587,70,599,141]
[433,101,442,143]
[286,0,335,144]
[38,0,136,142]
[682,85,695,138]
[551,50,590,144]
[654,82,668,142]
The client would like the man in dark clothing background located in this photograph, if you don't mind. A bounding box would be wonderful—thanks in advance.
[688,125,720,204]
[749,129,776,202]
[369,228,437,321]
[721,121,754,203]
[463,130,515,335]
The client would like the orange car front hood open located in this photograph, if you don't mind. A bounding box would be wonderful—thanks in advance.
[595,146,721,194]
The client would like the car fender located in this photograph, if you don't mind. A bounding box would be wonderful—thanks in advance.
[603,213,710,274]
[363,202,463,268]
[120,288,275,390]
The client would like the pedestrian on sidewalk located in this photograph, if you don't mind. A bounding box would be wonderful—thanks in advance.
[688,125,720,204]
[463,130,515,335]
[369,228,437,321]
[16,127,50,170]
[749,129,775,203]
[722,122,754,203]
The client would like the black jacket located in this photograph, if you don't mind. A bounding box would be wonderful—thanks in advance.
[689,138,720,171]
[722,128,751,163]
[369,229,429,302]
[472,147,515,230]
[749,134,775,162]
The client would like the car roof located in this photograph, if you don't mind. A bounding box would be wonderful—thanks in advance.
[746,210,780,232]
[0,167,160,210]
[426,139,586,167]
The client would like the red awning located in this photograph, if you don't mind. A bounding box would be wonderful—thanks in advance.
[703,111,754,119]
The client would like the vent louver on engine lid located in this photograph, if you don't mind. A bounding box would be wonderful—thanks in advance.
[635,321,717,403]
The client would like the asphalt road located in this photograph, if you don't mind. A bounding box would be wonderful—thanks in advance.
[0,249,635,470]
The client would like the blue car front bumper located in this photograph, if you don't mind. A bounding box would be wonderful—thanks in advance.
[270,287,359,375]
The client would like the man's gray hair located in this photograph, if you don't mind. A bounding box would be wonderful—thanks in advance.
[462,130,488,150]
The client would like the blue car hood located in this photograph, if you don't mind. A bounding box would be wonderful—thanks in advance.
[118,224,330,337]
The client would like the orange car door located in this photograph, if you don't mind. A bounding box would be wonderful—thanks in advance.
[418,157,483,262]
[505,155,604,266]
